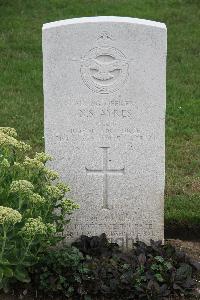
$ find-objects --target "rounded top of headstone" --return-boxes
[43,16,166,31]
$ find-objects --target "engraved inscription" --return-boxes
[79,108,132,118]
[86,147,125,209]
[81,47,128,94]
[55,126,142,144]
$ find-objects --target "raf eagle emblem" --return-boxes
[81,46,128,94]
[89,59,123,81]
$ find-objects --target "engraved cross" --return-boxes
[86,147,125,209]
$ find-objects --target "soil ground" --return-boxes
[166,239,200,261]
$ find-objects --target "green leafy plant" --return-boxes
[32,246,89,298]
[0,127,79,290]
[32,234,199,300]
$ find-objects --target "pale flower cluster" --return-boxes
[45,185,66,199]
[0,158,10,168]
[0,206,22,225]
[0,130,31,152]
[0,127,17,138]
[23,156,44,170]
[35,152,52,163]
[23,156,58,180]
[21,217,47,238]
[29,193,46,205]
[61,199,80,213]
[56,182,70,193]
[44,168,59,180]
[10,180,34,194]
[21,217,56,238]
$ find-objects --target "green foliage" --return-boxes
[32,246,88,298]
[32,234,199,299]
[0,127,79,291]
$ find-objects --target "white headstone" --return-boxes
[43,16,167,248]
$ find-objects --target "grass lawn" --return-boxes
[0,0,199,237]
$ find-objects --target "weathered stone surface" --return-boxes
[43,16,167,248]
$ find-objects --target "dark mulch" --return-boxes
[165,225,200,241]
